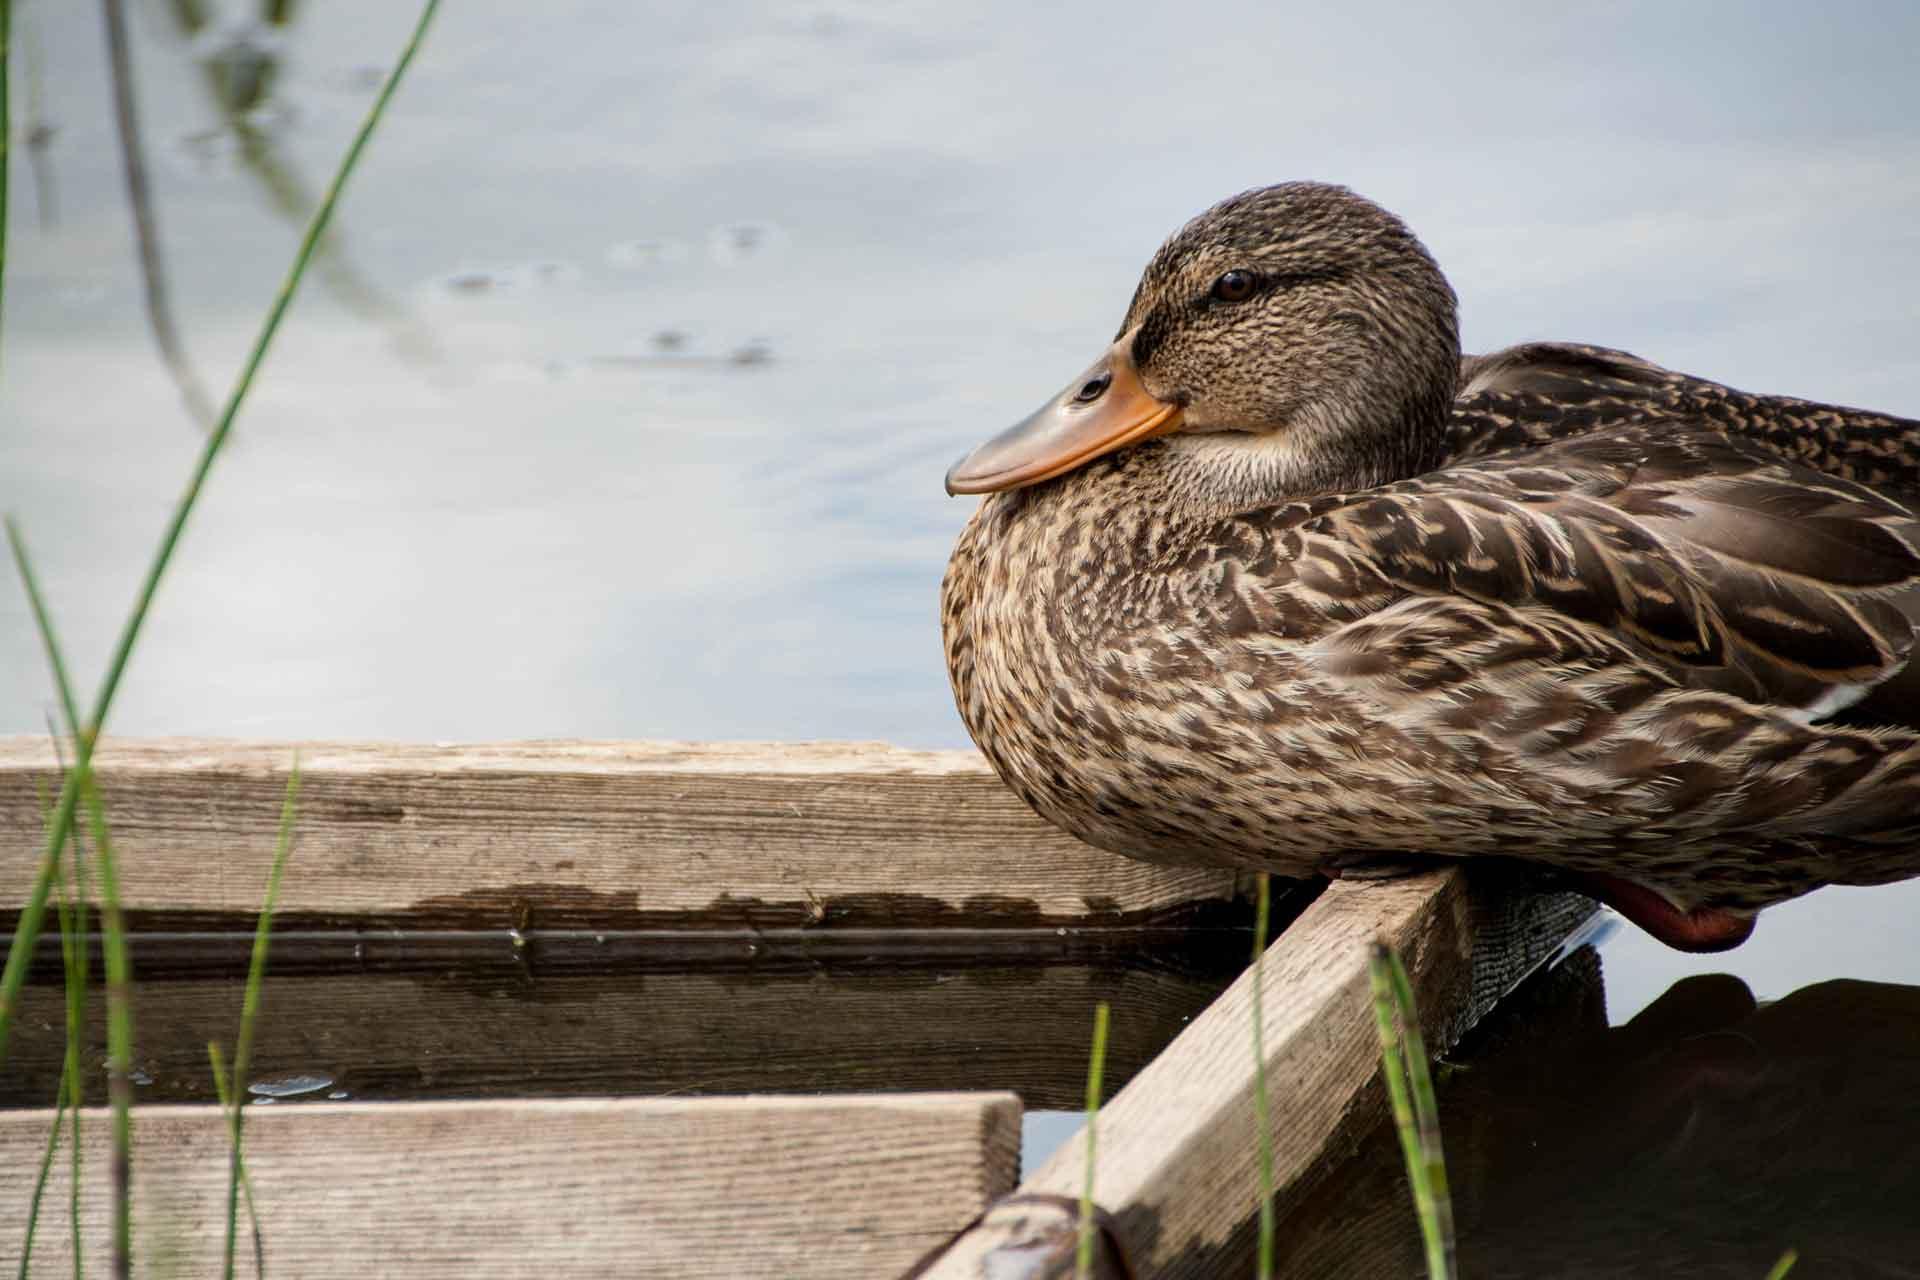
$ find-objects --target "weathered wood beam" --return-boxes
[912,867,1595,1279]
[0,958,1236,1111]
[0,1093,1020,1278]
[0,738,1242,934]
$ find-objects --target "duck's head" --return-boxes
[946,183,1460,504]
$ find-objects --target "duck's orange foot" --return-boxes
[1577,873,1756,953]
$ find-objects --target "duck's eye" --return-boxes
[1210,270,1256,303]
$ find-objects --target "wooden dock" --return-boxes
[0,737,1593,1277]
[0,738,1243,932]
[911,870,1589,1279]
[0,1095,1020,1277]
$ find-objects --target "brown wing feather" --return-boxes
[1451,342,1920,500]
[1300,425,1920,725]
[1263,432,1920,878]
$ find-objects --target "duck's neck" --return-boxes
[1138,394,1450,517]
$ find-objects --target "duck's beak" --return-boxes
[945,329,1184,496]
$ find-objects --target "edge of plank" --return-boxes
[0,736,1002,776]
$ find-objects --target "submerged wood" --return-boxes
[915,867,1594,1279]
[1,957,1237,1111]
[0,738,1240,933]
[0,1093,1020,1278]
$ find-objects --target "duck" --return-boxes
[940,182,1920,953]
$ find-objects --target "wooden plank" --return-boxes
[0,1093,1020,1278]
[0,957,1237,1111]
[914,867,1595,1279]
[0,738,1239,931]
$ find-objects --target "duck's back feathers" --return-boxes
[1451,343,1920,499]
[1242,420,1920,889]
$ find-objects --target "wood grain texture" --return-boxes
[915,867,1594,1279]
[1,960,1235,1110]
[0,738,1238,928]
[0,1094,1020,1278]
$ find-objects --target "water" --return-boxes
[1250,947,1920,1277]
[247,1071,335,1099]
[4,0,1920,1096]
[1,956,1239,1172]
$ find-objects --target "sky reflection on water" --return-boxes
[4,1,1920,1022]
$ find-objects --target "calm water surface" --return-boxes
[5,4,1920,1043]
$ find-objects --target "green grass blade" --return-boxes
[0,760,84,1072]
[16,1074,68,1280]
[222,756,299,1280]
[1369,943,1455,1280]
[0,0,443,1074]
[76,772,131,1280]
[34,772,87,1280]
[47,751,90,1280]
[19,777,76,1280]
[62,853,86,1280]
[1764,1248,1799,1279]
[1384,945,1453,1259]
[1251,873,1275,1280]
[68,1057,84,1280]
[10,525,136,1275]
[1077,1000,1111,1280]
[4,525,93,1134]
[208,1043,267,1279]
[58,799,88,1280]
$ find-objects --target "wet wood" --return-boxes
[0,738,1240,932]
[915,866,1596,1280]
[0,1093,1021,1278]
[0,957,1237,1111]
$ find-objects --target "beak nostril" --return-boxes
[1073,372,1113,404]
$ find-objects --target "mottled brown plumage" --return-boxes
[941,182,1920,951]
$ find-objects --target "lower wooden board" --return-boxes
[0,1094,1020,1278]
[914,865,1596,1279]
[1,956,1239,1111]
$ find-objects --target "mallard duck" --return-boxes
[941,182,1920,952]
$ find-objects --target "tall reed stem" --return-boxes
[1251,874,1275,1279]
[221,760,301,1279]
[1368,943,1455,1280]
[1076,1001,1112,1280]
